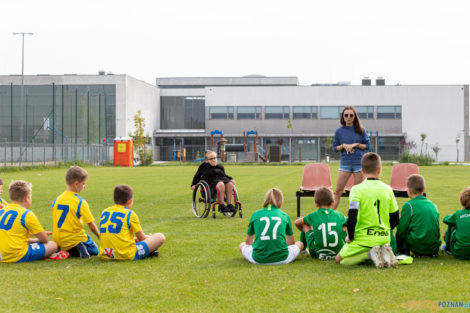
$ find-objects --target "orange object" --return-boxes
[390,163,419,192]
[114,137,134,167]
[300,163,332,191]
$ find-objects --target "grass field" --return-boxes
[1,163,470,313]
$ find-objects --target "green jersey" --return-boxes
[247,204,294,264]
[443,208,470,259]
[396,195,441,255]
[349,179,399,247]
[303,208,347,259]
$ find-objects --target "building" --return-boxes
[0,74,468,163]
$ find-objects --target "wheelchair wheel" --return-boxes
[192,182,211,218]
[236,203,242,218]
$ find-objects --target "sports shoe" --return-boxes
[76,242,90,259]
[227,204,236,213]
[218,204,228,212]
[367,246,385,268]
[147,250,159,258]
[440,244,452,255]
[381,244,398,269]
[47,251,70,260]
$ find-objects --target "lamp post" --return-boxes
[13,32,33,143]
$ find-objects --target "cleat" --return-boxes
[148,250,159,258]
[47,251,70,260]
[367,246,385,268]
[381,244,398,268]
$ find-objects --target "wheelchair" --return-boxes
[192,180,242,218]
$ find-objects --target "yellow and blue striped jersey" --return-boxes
[52,191,95,250]
[99,205,142,260]
[0,197,8,206]
[0,203,45,263]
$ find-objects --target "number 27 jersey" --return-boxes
[99,205,142,260]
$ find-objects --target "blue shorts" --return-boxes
[17,242,46,263]
[133,242,150,260]
[339,163,362,173]
[67,235,99,257]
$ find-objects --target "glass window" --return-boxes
[320,106,341,119]
[355,106,374,119]
[265,106,289,119]
[237,106,261,119]
[377,106,401,119]
[161,96,205,129]
[293,106,318,119]
[209,106,234,119]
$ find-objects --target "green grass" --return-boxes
[0,164,469,313]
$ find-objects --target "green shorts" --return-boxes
[339,242,372,259]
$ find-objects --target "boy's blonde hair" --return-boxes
[361,152,382,174]
[66,166,88,185]
[314,187,334,207]
[460,187,470,208]
[9,180,32,201]
[407,174,425,195]
[263,188,283,208]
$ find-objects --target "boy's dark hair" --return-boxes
[407,174,425,194]
[114,184,134,205]
[66,166,88,185]
[314,187,334,207]
[9,180,32,202]
[460,187,470,208]
[361,152,382,174]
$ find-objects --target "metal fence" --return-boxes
[0,140,113,167]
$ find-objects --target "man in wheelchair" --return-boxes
[191,151,236,213]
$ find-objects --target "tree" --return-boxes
[420,133,427,155]
[129,110,153,166]
[456,134,461,163]
[431,144,441,161]
[325,136,333,161]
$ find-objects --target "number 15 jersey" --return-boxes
[99,205,142,260]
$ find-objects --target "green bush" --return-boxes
[399,150,435,165]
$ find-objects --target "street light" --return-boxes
[13,32,33,143]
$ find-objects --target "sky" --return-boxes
[1,0,470,86]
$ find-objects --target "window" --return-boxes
[320,106,341,119]
[160,96,205,129]
[209,106,234,119]
[265,106,289,119]
[377,106,401,119]
[355,106,374,119]
[237,106,261,119]
[293,106,318,119]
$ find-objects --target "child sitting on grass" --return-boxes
[191,150,236,213]
[99,184,165,260]
[442,187,470,260]
[295,187,347,260]
[0,178,8,209]
[0,180,57,263]
[395,174,441,257]
[239,188,303,265]
[52,166,100,258]
[335,152,400,268]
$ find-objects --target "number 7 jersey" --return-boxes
[99,205,142,260]
[52,191,95,250]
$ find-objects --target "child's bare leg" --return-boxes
[143,233,166,252]
[225,181,234,205]
[295,241,304,251]
[239,242,246,252]
[215,182,225,202]
[44,241,58,258]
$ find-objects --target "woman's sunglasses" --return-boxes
[343,114,355,118]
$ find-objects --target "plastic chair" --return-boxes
[296,163,332,217]
[390,163,420,197]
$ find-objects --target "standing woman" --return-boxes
[332,106,370,210]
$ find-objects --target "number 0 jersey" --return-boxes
[247,205,294,264]
[349,179,399,247]
[0,203,45,263]
[303,208,347,259]
[99,205,142,260]
[52,191,95,250]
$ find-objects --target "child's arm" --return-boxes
[294,217,304,231]
[28,231,49,244]
[87,222,100,238]
[286,235,295,246]
[134,230,148,242]
[245,235,254,245]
